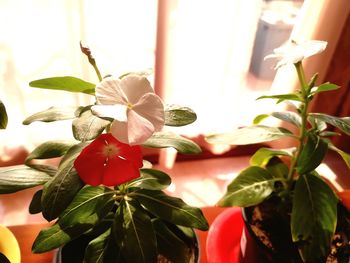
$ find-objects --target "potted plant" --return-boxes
[206,40,350,262]
[0,44,208,263]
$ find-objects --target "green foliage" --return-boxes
[291,173,338,262]
[132,189,209,231]
[113,199,157,263]
[72,106,111,142]
[206,125,295,145]
[218,166,285,207]
[164,104,197,126]
[0,166,52,194]
[206,50,348,262]
[143,131,202,154]
[29,76,95,95]
[22,106,79,125]
[0,46,208,262]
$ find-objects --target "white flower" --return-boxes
[92,75,165,145]
[264,40,328,69]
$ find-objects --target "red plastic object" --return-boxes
[206,207,244,263]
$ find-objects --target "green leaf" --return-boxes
[329,144,350,169]
[83,229,114,263]
[311,83,339,95]
[164,105,197,127]
[143,131,201,154]
[265,158,289,179]
[59,186,114,226]
[132,189,209,230]
[291,173,338,262]
[0,100,8,129]
[32,222,92,253]
[29,76,95,95]
[0,165,52,194]
[33,186,114,253]
[29,189,43,214]
[253,114,269,125]
[113,199,157,263]
[41,143,87,221]
[310,113,350,136]
[308,115,327,131]
[250,147,292,167]
[23,106,78,125]
[218,166,283,207]
[152,219,194,263]
[271,111,302,127]
[128,169,171,190]
[257,93,301,103]
[296,135,328,174]
[206,125,295,145]
[72,107,111,142]
[25,140,77,164]
[254,112,301,127]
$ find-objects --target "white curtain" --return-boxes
[0,0,158,159]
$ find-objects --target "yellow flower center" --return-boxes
[102,143,120,158]
[127,102,133,110]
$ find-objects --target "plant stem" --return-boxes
[287,62,310,181]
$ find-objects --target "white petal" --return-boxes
[110,120,129,144]
[95,77,128,105]
[120,74,154,104]
[91,104,128,122]
[133,93,165,131]
[301,40,327,59]
[127,110,155,145]
[109,111,154,145]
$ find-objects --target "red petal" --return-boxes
[74,133,143,186]
[103,157,141,186]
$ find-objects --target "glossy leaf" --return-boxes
[310,113,350,136]
[0,165,52,194]
[58,186,114,226]
[329,144,350,169]
[311,83,339,95]
[72,107,111,142]
[152,219,194,263]
[132,189,209,230]
[33,187,114,253]
[32,220,93,253]
[41,143,87,221]
[206,125,294,145]
[296,135,328,174]
[25,140,77,163]
[113,199,157,263]
[128,168,171,190]
[253,114,269,125]
[291,173,338,262]
[143,131,201,154]
[29,76,95,95]
[257,93,301,103]
[0,100,8,129]
[29,189,43,214]
[84,229,115,263]
[164,105,197,127]
[271,111,302,127]
[23,106,78,125]
[250,147,293,167]
[218,166,283,207]
[265,159,289,179]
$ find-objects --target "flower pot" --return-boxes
[240,206,302,263]
[0,225,21,263]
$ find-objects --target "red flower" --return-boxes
[74,133,143,186]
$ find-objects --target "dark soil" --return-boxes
[246,197,350,263]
